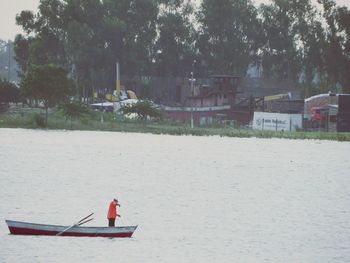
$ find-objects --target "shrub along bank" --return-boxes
[1,107,350,142]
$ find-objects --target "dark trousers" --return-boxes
[108,218,115,227]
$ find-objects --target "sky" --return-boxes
[0,0,350,41]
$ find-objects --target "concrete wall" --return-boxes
[253,112,303,132]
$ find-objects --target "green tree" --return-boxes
[15,0,155,100]
[259,0,302,81]
[59,100,90,129]
[259,0,331,95]
[63,0,125,100]
[197,0,263,76]
[21,64,73,125]
[155,1,196,77]
[104,0,159,76]
[318,0,350,93]
[259,0,349,95]
[298,18,328,97]
[15,0,66,66]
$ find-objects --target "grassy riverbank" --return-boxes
[1,106,350,141]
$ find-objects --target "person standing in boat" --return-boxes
[107,198,121,227]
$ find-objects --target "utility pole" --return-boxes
[190,60,196,129]
[116,62,120,101]
[7,40,11,81]
[190,71,194,129]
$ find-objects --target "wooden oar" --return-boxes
[78,217,94,226]
[56,212,94,236]
[76,213,94,224]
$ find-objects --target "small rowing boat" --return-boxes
[5,220,137,238]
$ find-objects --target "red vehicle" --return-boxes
[311,107,328,122]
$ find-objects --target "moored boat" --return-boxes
[5,220,137,238]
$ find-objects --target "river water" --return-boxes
[0,128,350,262]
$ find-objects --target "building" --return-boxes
[162,75,251,125]
[186,75,239,107]
[162,75,304,126]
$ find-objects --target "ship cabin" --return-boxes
[187,75,240,107]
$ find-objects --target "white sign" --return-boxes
[253,112,302,132]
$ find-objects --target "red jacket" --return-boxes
[107,200,118,219]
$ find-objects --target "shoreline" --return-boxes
[1,112,350,142]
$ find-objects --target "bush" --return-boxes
[32,113,46,127]
[120,100,162,121]
[59,101,90,120]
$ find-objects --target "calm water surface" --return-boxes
[1,128,350,262]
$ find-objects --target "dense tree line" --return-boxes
[13,0,350,100]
